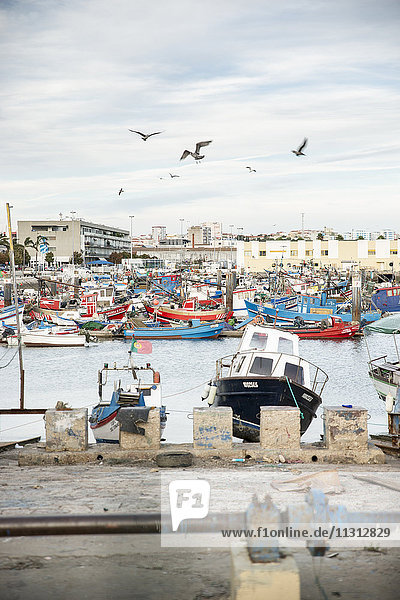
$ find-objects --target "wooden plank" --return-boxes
[0,436,40,453]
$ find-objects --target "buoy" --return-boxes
[153,299,159,306]
[201,383,211,400]
[153,371,161,384]
[386,392,395,413]
[207,384,217,406]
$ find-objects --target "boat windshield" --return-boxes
[249,331,269,350]
[284,363,304,385]
[278,337,293,354]
[249,356,273,375]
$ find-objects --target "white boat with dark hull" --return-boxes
[366,314,400,402]
[205,323,328,442]
[89,356,167,443]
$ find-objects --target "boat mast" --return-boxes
[6,203,25,408]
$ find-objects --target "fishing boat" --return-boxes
[6,325,88,347]
[277,316,359,339]
[89,356,167,443]
[123,320,224,340]
[143,299,233,323]
[245,294,381,326]
[204,323,328,442]
[365,313,400,402]
[0,304,25,327]
[371,285,400,313]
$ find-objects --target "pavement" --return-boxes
[1,448,400,599]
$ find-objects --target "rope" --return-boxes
[163,381,208,398]
[0,347,19,369]
[285,376,304,419]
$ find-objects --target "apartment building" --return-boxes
[237,239,400,272]
[18,219,130,265]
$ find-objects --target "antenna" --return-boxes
[301,212,305,236]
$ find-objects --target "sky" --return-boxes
[1,0,399,237]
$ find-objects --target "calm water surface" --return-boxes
[0,332,395,443]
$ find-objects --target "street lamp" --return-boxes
[129,215,134,262]
[179,218,184,268]
[229,224,234,266]
[70,211,76,267]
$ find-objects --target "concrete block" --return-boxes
[260,407,300,450]
[119,407,160,450]
[231,546,300,600]
[193,407,232,449]
[324,406,368,450]
[45,409,88,452]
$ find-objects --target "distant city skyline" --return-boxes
[1,1,399,235]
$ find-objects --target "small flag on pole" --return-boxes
[131,340,152,354]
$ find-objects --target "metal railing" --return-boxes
[216,351,329,396]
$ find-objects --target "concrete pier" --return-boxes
[231,547,300,600]
[260,407,301,450]
[45,408,88,452]
[324,406,368,450]
[193,407,233,449]
[119,407,161,450]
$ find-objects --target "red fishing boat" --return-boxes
[143,298,233,323]
[277,316,359,339]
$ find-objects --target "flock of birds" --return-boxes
[118,130,308,194]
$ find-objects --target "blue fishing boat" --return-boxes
[245,293,381,326]
[371,285,400,313]
[123,320,224,340]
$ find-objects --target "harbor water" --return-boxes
[0,332,393,444]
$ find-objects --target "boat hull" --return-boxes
[144,303,232,323]
[123,322,224,340]
[245,299,380,325]
[214,376,321,442]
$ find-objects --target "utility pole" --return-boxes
[129,215,134,263]
[6,203,24,409]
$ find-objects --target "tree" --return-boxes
[24,235,48,268]
[357,236,364,240]
[70,251,83,265]
[0,236,10,250]
[13,243,30,266]
[317,233,324,241]
[336,234,344,241]
[45,251,54,265]
[377,235,385,240]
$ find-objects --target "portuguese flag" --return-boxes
[131,340,153,354]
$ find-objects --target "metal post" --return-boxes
[129,215,134,263]
[6,203,24,409]
[352,270,361,324]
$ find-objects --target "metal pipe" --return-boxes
[0,513,162,537]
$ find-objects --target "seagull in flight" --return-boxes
[118,188,124,195]
[292,138,308,156]
[169,173,180,178]
[246,166,256,173]
[180,140,212,162]
[128,130,163,141]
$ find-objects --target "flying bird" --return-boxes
[180,140,212,162]
[246,166,256,173]
[128,130,163,141]
[169,173,180,178]
[118,188,124,195]
[292,138,308,156]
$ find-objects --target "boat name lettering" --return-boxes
[302,393,313,402]
[243,381,258,388]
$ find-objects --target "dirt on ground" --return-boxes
[1,449,400,599]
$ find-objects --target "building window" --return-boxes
[390,250,398,255]
[245,251,251,256]
[259,251,266,256]
[305,250,313,256]
[290,250,298,256]
[368,250,376,255]
[322,250,328,256]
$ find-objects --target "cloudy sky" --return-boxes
[1,0,399,237]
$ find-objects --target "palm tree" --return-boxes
[24,235,47,272]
